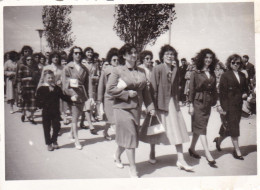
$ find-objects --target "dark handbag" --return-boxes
[219,113,230,136]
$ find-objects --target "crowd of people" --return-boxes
[4,44,256,178]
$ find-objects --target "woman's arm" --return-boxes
[188,71,196,104]
[106,68,129,101]
[219,74,229,112]
[62,67,77,97]
[97,70,105,102]
[150,66,159,108]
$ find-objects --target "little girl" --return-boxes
[36,70,77,151]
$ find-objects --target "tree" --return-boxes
[42,6,74,51]
[113,4,177,53]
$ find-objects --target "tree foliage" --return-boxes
[42,6,74,51]
[113,4,177,53]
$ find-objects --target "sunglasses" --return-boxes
[74,52,82,55]
[231,61,241,65]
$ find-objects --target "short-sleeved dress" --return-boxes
[4,60,17,102]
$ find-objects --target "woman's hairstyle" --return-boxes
[118,43,136,65]
[20,45,33,56]
[33,53,41,61]
[106,48,119,64]
[43,69,54,77]
[8,51,19,62]
[40,54,46,62]
[68,46,83,63]
[181,58,186,62]
[159,44,179,66]
[226,54,242,70]
[48,51,61,65]
[139,50,153,64]
[194,48,218,73]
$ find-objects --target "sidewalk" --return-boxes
[4,103,257,180]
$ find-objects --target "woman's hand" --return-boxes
[188,105,194,116]
[22,77,32,81]
[149,109,156,116]
[217,106,226,115]
[89,98,95,106]
[56,80,62,85]
[128,90,137,98]
[71,95,78,102]
[242,93,248,99]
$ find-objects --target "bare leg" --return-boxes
[200,135,214,161]
[175,144,193,171]
[85,111,94,130]
[150,144,156,159]
[126,148,137,176]
[189,133,199,152]
[115,145,125,162]
[231,137,242,156]
[103,123,111,140]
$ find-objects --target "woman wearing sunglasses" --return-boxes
[62,46,93,150]
[188,48,218,168]
[17,54,41,124]
[97,48,119,140]
[140,45,192,171]
[213,54,248,160]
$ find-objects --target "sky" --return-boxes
[4,2,255,63]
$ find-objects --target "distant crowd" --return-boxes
[4,44,256,177]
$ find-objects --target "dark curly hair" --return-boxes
[48,51,61,65]
[225,54,242,70]
[83,47,94,61]
[194,48,218,73]
[20,45,33,56]
[159,45,179,66]
[106,48,119,64]
[8,51,19,62]
[140,50,153,64]
[118,44,137,65]
[68,46,83,63]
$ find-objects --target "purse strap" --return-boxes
[149,114,162,127]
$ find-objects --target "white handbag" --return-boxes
[69,78,79,88]
[147,115,165,136]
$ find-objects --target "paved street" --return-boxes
[4,102,257,180]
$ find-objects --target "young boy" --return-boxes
[36,70,77,151]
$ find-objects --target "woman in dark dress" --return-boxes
[213,54,248,160]
[188,49,218,167]
[106,44,155,178]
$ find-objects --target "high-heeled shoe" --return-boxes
[213,137,222,151]
[233,151,244,160]
[206,158,217,168]
[113,154,124,168]
[188,148,201,159]
[176,161,194,171]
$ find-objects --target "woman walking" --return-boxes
[213,54,248,160]
[17,54,41,124]
[62,46,93,150]
[97,48,119,140]
[188,49,218,167]
[106,44,155,178]
[140,45,192,171]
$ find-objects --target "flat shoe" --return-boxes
[188,148,201,159]
[113,154,124,169]
[90,129,98,135]
[148,158,157,164]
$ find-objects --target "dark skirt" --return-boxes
[192,99,211,135]
[219,110,241,137]
[114,108,140,149]
[21,87,37,112]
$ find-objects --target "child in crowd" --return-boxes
[36,70,77,151]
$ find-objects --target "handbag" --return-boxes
[146,115,165,136]
[69,78,79,88]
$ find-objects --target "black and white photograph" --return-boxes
[1,0,259,189]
